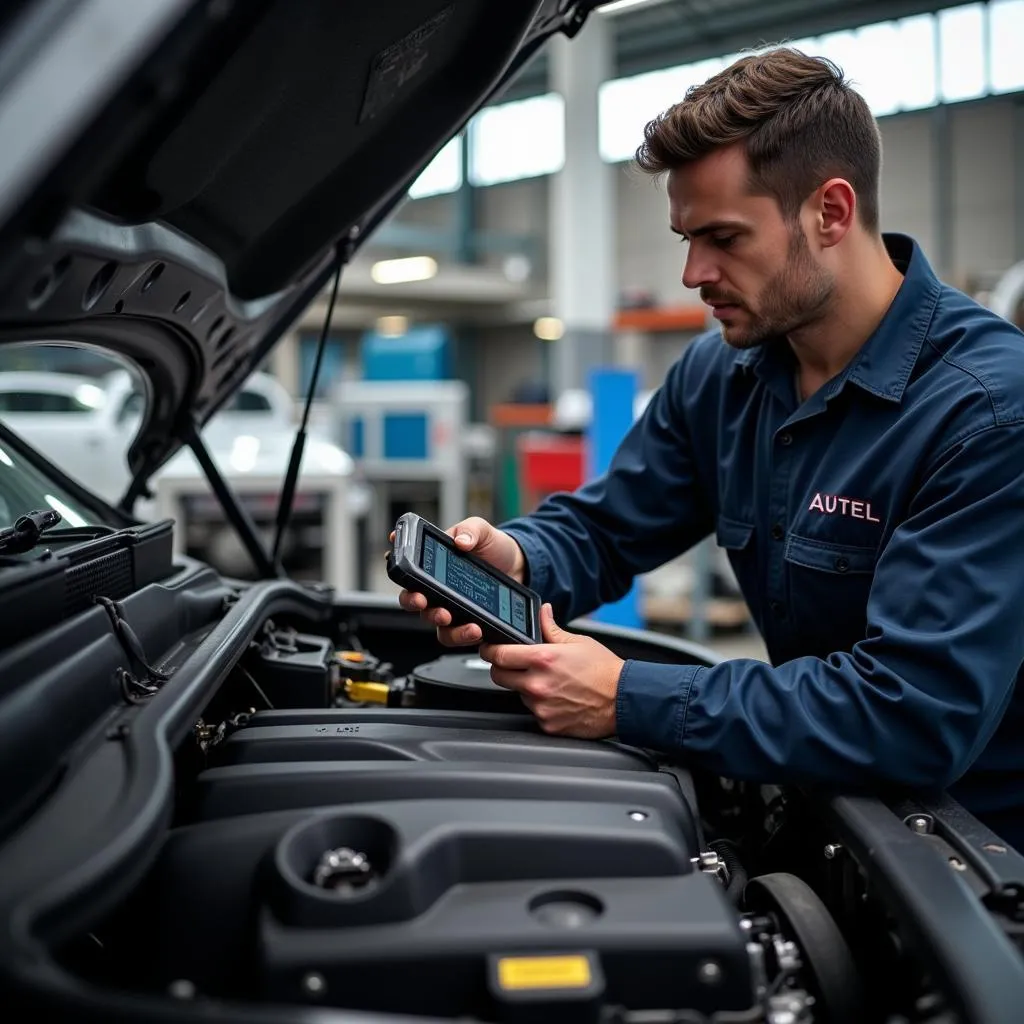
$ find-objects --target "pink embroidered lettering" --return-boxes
[807,492,883,525]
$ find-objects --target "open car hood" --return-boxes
[0,0,603,505]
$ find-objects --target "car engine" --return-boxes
[112,622,853,1024]
[2,565,1022,1024]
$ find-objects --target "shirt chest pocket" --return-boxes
[783,533,878,656]
[784,534,877,576]
[715,514,758,607]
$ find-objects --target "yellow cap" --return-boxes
[344,679,390,704]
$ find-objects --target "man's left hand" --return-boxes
[479,604,624,738]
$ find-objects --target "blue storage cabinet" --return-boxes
[382,412,429,460]
[345,411,431,461]
[350,326,452,463]
[333,377,469,547]
[360,326,451,382]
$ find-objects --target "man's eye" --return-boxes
[713,235,737,249]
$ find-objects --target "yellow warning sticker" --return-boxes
[497,955,592,991]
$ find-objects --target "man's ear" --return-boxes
[813,177,856,248]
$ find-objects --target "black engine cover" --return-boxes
[143,706,750,1017]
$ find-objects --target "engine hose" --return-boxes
[709,839,748,902]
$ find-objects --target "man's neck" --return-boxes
[788,234,905,400]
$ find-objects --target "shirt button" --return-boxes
[835,556,850,573]
[779,432,793,446]
[769,600,785,616]
[771,523,785,541]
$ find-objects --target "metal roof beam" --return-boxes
[615,0,950,77]
[487,1,957,104]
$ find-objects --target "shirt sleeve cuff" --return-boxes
[501,526,550,594]
[615,660,706,752]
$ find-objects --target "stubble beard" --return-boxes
[718,228,836,350]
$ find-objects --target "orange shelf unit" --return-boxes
[489,403,553,429]
[614,305,707,332]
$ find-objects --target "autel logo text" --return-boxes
[807,492,881,523]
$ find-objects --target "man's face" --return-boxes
[667,144,835,348]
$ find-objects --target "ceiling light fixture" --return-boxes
[376,314,409,337]
[598,0,671,16]
[533,316,564,341]
[370,255,439,285]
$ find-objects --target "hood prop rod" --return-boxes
[177,243,346,583]
[182,418,283,580]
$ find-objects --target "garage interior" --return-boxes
[4,0,1023,658]
[4,4,1024,1021]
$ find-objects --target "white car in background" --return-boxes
[0,370,132,503]
[0,368,366,581]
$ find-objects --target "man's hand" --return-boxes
[479,604,623,739]
[392,516,526,646]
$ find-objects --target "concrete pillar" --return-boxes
[548,14,616,396]
[932,104,953,279]
[614,328,647,378]
[1015,99,1024,262]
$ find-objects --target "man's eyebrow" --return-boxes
[670,220,748,239]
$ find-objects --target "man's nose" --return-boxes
[682,244,719,290]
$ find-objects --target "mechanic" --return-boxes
[398,47,1024,851]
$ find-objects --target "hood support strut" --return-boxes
[272,253,344,565]
[178,244,350,584]
[182,419,284,581]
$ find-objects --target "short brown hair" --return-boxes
[634,47,882,232]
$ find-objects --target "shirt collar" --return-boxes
[841,233,941,402]
[730,233,941,404]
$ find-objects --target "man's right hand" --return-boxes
[394,516,525,646]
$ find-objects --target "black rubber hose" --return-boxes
[709,839,748,902]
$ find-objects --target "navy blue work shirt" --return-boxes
[502,234,1024,850]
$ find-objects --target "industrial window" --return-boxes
[938,3,986,103]
[888,15,939,111]
[596,4,1023,165]
[408,136,463,199]
[469,93,565,186]
[406,2,1024,192]
[598,58,724,164]
[990,0,1024,94]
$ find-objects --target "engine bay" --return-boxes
[67,622,835,1023]
[2,563,1024,1024]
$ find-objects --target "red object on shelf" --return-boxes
[517,433,585,511]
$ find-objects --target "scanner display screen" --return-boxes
[421,534,528,634]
